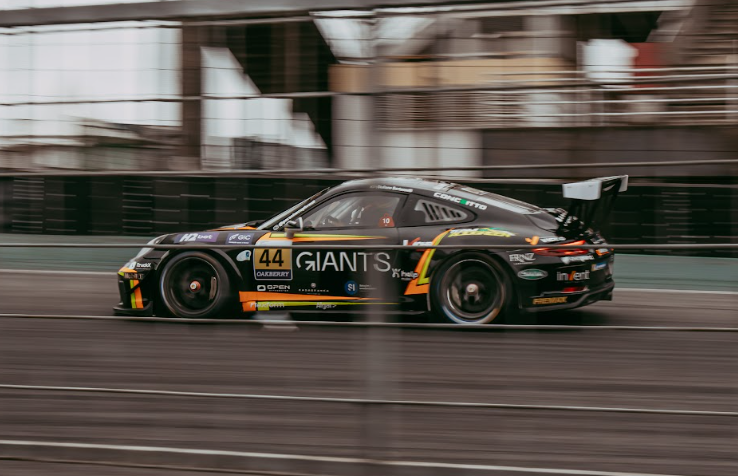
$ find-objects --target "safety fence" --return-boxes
[1,174,737,258]
[2,0,738,174]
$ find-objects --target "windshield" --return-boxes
[258,188,330,231]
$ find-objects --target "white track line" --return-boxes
[0,269,112,276]
[0,439,695,476]
[0,383,734,417]
[617,288,738,295]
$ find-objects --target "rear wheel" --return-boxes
[430,253,512,324]
[159,252,234,318]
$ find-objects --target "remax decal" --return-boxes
[532,296,568,305]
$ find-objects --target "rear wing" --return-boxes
[554,175,628,236]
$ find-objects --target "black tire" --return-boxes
[430,252,513,324]
[159,251,235,319]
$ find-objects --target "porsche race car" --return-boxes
[114,176,627,324]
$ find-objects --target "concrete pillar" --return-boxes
[180,24,204,167]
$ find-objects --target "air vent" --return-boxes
[415,200,469,223]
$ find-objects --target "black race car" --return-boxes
[115,176,627,324]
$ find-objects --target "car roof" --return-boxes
[333,177,454,193]
[332,177,542,215]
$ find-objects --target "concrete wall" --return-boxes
[482,125,738,178]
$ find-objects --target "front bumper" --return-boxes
[114,271,156,316]
[113,301,155,317]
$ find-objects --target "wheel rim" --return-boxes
[439,259,504,324]
[164,257,220,314]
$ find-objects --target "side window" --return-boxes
[401,196,472,226]
[301,193,402,230]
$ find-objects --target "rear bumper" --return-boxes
[522,280,615,313]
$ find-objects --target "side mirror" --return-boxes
[284,217,304,239]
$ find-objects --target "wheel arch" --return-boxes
[426,246,522,313]
[152,248,244,316]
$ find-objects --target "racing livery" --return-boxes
[114,176,627,324]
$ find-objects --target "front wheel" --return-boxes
[430,253,512,324]
[159,252,235,318]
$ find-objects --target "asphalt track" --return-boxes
[0,272,737,476]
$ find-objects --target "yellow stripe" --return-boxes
[129,280,137,309]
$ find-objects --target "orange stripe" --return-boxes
[257,232,385,243]
[213,226,257,231]
[403,229,453,296]
[132,280,143,309]
[239,291,374,302]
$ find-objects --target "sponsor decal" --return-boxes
[274,200,316,230]
[403,229,454,296]
[254,248,292,280]
[379,213,395,228]
[123,260,138,270]
[518,269,548,280]
[561,255,594,264]
[345,280,358,296]
[135,262,152,269]
[532,296,568,305]
[592,261,608,271]
[227,232,255,245]
[236,250,252,262]
[557,270,590,282]
[297,283,330,294]
[359,283,376,292]
[509,253,535,264]
[402,238,434,247]
[257,284,290,292]
[448,227,515,238]
[392,268,419,281]
[316,302,337,310]
[526,235,566,245]
[257,302,286,310]
[295,251,391,273]
[433,192,488,210]
[541,236,567,243]
[595,248,612,256]
[123,272,146,280]
[370,184,413,193]
[175,232,219,243]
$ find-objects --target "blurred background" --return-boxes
[0,2,736,476]
[0,0,736,254]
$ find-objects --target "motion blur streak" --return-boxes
[1,311,736,475]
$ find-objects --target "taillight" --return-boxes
[533,240,590,257]
[561,286,587,293]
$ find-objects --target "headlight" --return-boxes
[134,235,165,259]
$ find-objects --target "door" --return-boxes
[242,191,405,313]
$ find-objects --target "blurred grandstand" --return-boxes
[0,0,737,177]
